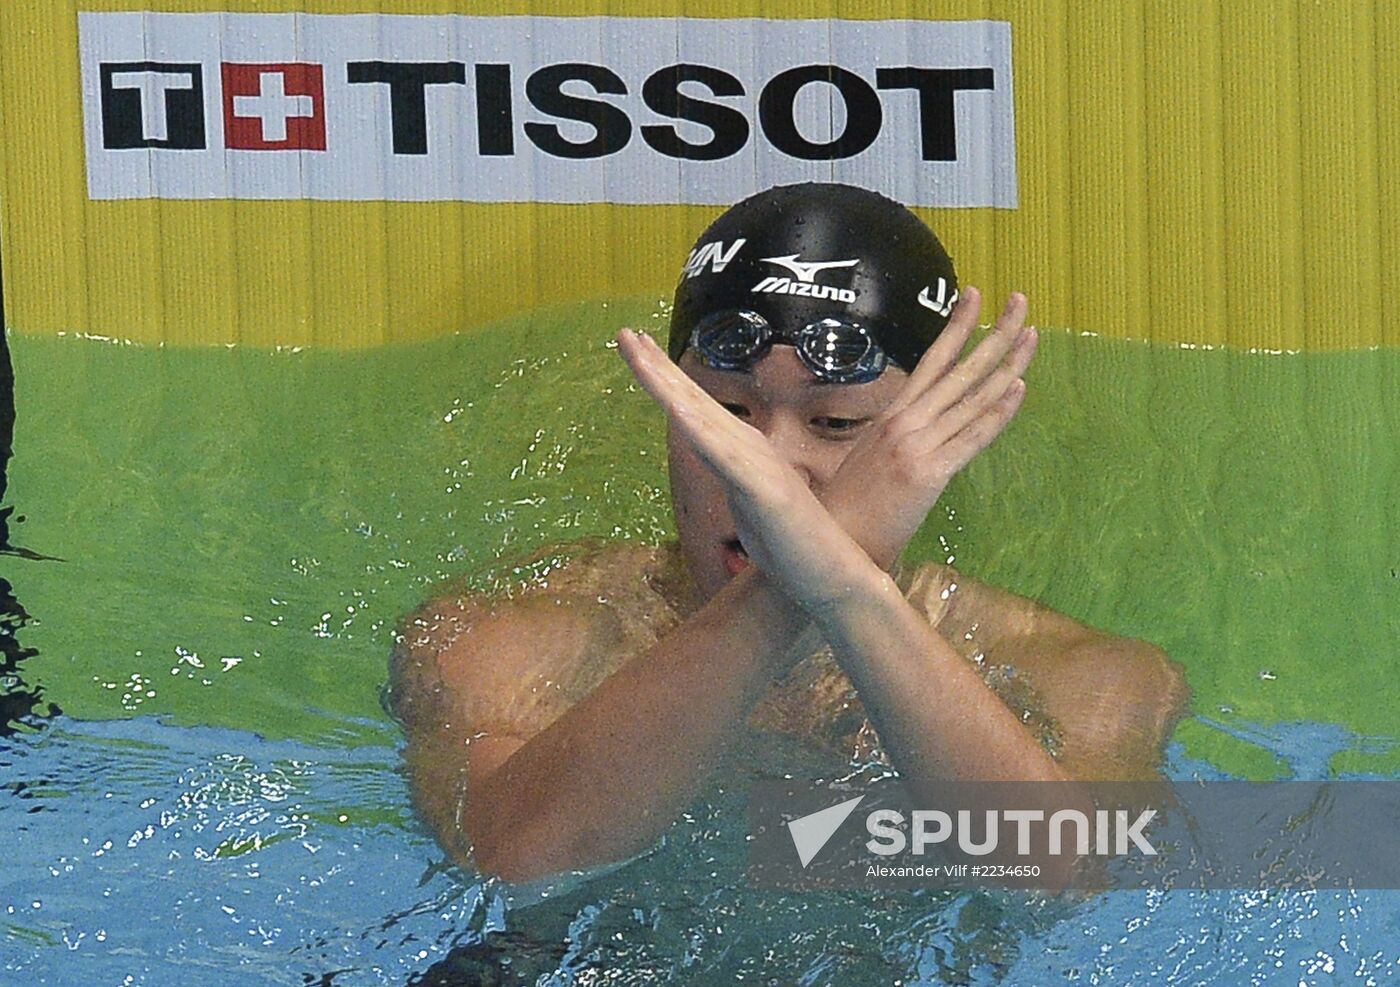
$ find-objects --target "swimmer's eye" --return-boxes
[813,416,865,434]
[720,402,751,419]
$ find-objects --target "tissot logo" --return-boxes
[99,62,205,149]
[79,13,1018,205]
[222,63,326,150]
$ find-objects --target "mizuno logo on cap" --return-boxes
[751,277,856,303]
[760,254,860,284]
[751,254,859,303]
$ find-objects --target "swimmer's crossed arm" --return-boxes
[619,289,1079,785]
[391,289,1187,883]
[393,536,836,882]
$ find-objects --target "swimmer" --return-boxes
[388,183,1190,884]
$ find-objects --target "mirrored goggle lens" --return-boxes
[687,310,889,382]
[795,318,888,384]
[689,310,771,369]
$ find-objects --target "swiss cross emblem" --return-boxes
[221,63,326,150]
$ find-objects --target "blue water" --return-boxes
[4,716,1397,986]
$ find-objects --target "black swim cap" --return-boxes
[668,182,958,374]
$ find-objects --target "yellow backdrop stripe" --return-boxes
[1,0,1397,350]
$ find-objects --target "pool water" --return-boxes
[3,300,1398,984]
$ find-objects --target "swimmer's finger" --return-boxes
[947,293,1028,392]
[902,294,1029,424]
[617,330,753,472]
[617,329,735,431]
[914,328,1036,448]
[617,329,682,401]
[616,329,772,478]
[928,379,1028,482]
[884,286,981,416]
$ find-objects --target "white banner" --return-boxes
[78,13,1017,207]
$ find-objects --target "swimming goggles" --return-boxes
[685,309,890,384]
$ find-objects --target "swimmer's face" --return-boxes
[668,344,909,601]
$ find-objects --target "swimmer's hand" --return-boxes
[823,287,1037,570]
[616,327,866,612]
[615,290,1034,613]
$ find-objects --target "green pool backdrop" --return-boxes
[7,300,1398,777]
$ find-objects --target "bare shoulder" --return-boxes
[385,539,689,868]
[387,539,687,744]
[903,560,1191,779]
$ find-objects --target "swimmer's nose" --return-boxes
[763,421,820,491]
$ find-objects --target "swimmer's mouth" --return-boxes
[723,537,748,557]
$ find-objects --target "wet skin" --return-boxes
[666,345,910,601]
[389,288,1190,884]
